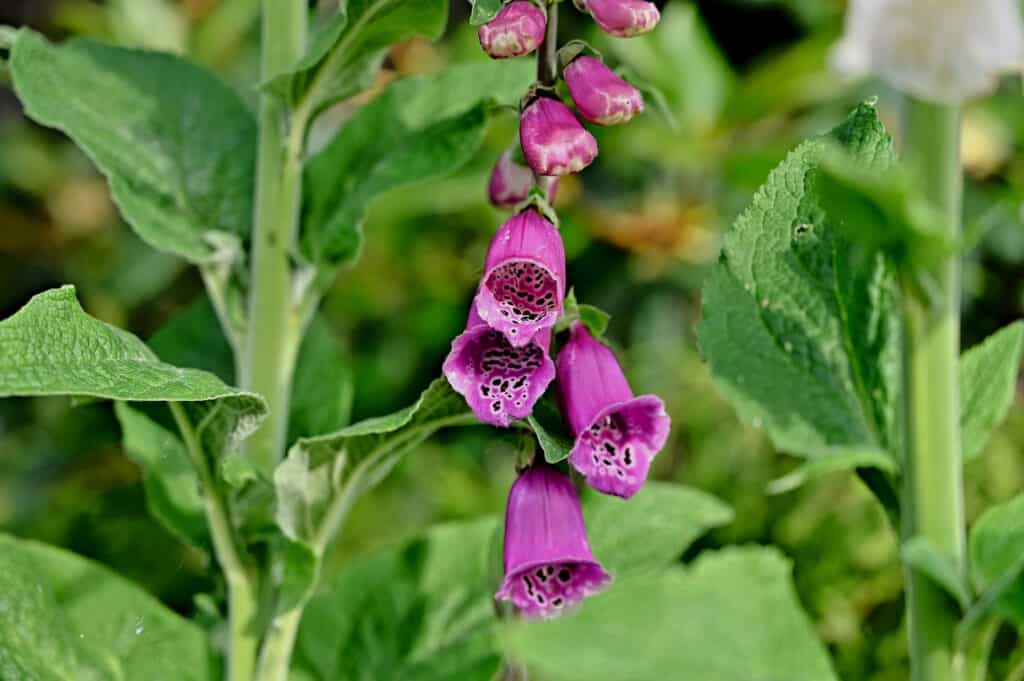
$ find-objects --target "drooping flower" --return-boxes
[564,56,644,126]
[556,322,670,498]
[496,463,611,618]
[519,97,598,176]
[474,208,566,347]
[832,0,1024,102]
[479,1,547,59]
[488,150,559,207]
[443,306,555,427]
[577,0,660,38]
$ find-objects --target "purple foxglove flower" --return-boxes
[478,1,547,59]
[579,0,660,37]
[487,150,559,207]
[519,97,598,176]
[556,322,670,498]
[496,463,611,618]
[443,306,555,427]
[474,208,566,347]
[564,56,644,126]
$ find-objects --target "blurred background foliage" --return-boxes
[1,1,1023,679]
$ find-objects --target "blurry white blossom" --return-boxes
[832,0,1024,102]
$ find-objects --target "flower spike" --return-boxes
[479,1,547,59]
[496,463,611,618]
[564,56,644,126]
[519,97,598,176]
[474,208,566,347]
[556,322,670,498]
[578,0,660,37]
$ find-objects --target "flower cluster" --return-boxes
[446,0,668,620]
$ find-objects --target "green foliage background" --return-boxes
[1,1,1023,679]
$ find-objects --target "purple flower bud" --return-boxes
[520,97,598,176]
[478,1,547,59]
[556,323,670,498]
[564,56,644,126]
[487,150,559,207]
[579,0,660,37]
[496,463,611,618]
[474,208,566,347]
[443,306,555,427]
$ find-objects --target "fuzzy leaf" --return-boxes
[274,378,477,546]
[969,494,1024,627]
[301,59,534,267]
[504,547,837,681]
[698,102,901,471]
[0,534,214,681]
[960,321,1024,461]
[8,29,255,264]
[0,287,266,460]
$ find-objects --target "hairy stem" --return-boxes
[538,2,558,86]
[170,403,258,681]
[899,98,965,681]
[241,0,308,477]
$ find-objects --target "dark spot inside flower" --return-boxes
[623,447,633,465]
[558,568,571,582]
[553,598,563,607]
[536,593,546,604]
[603,442,615,455]
[492,401,501,412]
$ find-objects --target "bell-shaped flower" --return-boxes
[479,1,547,59]
[556,322,670,498]
[578,0,660,37]
[488,150,559,207]
[519,97,598,176]
[496,463,611,618]
[564,56,644,126]
[474,208,566,347]
[443,306,555,427]
[832,0,1024,102]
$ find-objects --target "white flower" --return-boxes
[832,0,1024,102]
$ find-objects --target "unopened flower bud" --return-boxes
[488,150,559,207]
[579,0,660,38]
[564,56,644,126]
[479,1,547,59]
[520,97,598,176]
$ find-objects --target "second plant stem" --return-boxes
[900,97,965,681]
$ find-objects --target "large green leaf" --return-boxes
[8,29,255,264]
[266,0,449,117]
[960,321,1024,461]
[0,286,266,458]
[504,547,837,681]
[0,534,214,681]
[697,102,901,469]
[969,493,1024,627]
[301,59,534,267]
[274,378,476,548]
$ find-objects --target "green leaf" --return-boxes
[469,0,503,25]
[903,536,971,610]
[767,447,898,495]
[0,287,266,458]
[274,378,476,547]
[8,29,255,264]
[968,493,1024,627]
[583,482,733,579]
[503,547,837,681]
[960,321,1024,461]
[556,288,611,338]
[293,519,502,681]
[267,0,448,117]
[697,102,902,472]
[114,402,208,548]
[526,393,575,464]
[0,533,214,681]
[301,59,534,267]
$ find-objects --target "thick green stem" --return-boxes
[241,1,307,477]
[170,403,259,681]
[255,608,305,681]
[899,98,965,681]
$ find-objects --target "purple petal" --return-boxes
[488,150,559,207]
[496,464,611,618]
[520,98,598,176]
[564,56,644,126]
[443,307,555,427]
[475,209,566,347]
[556,322,670,498]
[478,1,547,59]
[581,0,660,37]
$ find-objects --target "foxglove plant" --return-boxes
[557,322,670,498]
[496,463,611,618]
[564,56,644,126]
[575,0,661,37]
[520,96,599,176]
[488,149,558,207]
[479,1,547,59]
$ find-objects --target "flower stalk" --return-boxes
[899,97,966,681]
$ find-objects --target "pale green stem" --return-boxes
[255,608,305,681]
[899,98,966,681]
[170,403,259,681]
[241,1,308,478]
